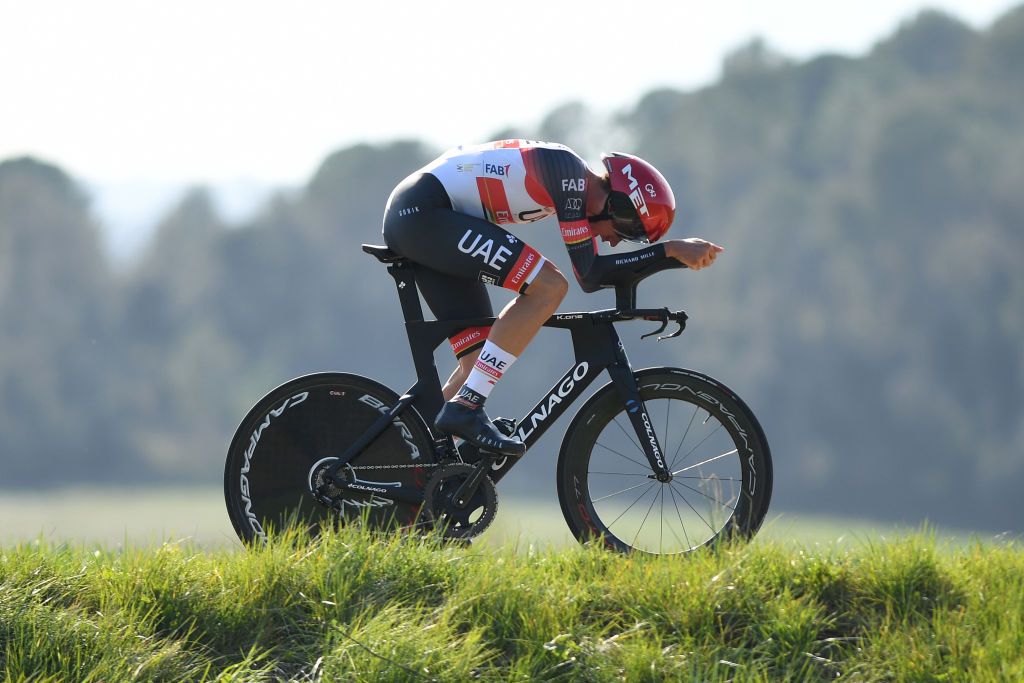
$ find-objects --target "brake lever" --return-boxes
[659,311,688,341]
[640,309,670,340]
[641,310,688,341]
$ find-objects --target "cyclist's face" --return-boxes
[590,219,623,247]
[586,172,621,246]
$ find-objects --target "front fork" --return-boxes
[606,342,672,482]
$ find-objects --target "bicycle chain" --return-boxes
[344,462,446,471]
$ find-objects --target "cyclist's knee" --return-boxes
[527,263,568,303]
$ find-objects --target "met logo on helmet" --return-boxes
[621,164,650,217]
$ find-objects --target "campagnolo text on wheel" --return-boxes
[224,139,773,554]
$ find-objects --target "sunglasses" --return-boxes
[587,191,648,242]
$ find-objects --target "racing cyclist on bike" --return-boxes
[382,140,723,456]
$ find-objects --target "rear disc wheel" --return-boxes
[224,372,436,544]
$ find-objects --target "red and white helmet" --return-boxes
[597,152,676,243]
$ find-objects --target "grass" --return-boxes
[1,523,1021,681]
[0,487,995,550]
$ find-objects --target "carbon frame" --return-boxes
[324,247,683,501]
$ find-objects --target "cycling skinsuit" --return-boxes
[382,139,667,358]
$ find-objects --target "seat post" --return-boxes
[387,261,425,323]
[387,261,448,425]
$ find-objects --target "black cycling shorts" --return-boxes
[382,173,547,357]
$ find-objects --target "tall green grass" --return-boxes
[1,526,1021,681]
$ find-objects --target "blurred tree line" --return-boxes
[1,7,1021,530]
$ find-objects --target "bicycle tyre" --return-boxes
[557,367,772,554]
[224,372,436,544]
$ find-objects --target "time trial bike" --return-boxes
[224,244,772,554]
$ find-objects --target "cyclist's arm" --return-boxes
[565,240,669,293]
[521,145,676,292]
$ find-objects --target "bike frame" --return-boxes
[323,247,686,503]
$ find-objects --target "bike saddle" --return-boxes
[362,244,407,264]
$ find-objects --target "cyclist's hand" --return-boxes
[666,238,724,271]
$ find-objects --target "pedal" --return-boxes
[479,417,523,472]
[492,417,517,438]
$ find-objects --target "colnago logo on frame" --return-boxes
[639,410,665,469]
[517,362,589,441]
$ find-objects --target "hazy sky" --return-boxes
[0,0,1018,186]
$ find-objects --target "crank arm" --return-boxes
[450,455,497,507]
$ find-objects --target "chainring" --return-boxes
[423,463,498,540]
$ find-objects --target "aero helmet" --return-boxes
[591,153,676,242]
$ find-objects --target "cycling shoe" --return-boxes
[434,402,526,456]
[456,417,521,465]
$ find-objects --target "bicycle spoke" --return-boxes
[669,404,701,471]
[591,480,656,503]
[659,485,665,554]
[673,449,738,475]
[672,479,737,511]
[631,483,662,550]
[667,485,694,550]
[588,471,651,476]
[668,481,718,534]
[612,416,642,453]
[676,475,742,482]
[605,482,656,530]
[594,439,649,470]
[672,423,724,470]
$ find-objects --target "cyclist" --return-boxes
[382,140,723,456]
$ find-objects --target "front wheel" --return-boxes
[557,368,772,554]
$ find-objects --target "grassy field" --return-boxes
[1,522,1021,681]
[0,487,995,550]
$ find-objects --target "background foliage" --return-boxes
[1,7,1021,530]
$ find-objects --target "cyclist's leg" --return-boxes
[384,173,504,401]
[383,170,562,358]
[488,261,567,354]
[414,268,492,401]
[383,173,561,452]
[438,262,567,399]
